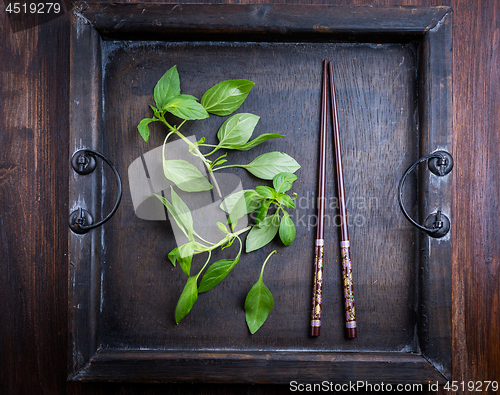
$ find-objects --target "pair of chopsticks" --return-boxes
[310,60,357,339]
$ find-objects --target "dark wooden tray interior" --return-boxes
[102,39,419,350]
[69,3,452,383]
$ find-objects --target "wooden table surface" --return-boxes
[1,0,498,394]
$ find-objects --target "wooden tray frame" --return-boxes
[68,3,452,383]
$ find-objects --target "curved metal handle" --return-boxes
[398,151,453,238]
[69,149,122,234]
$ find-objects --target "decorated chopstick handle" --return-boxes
[310,239,324,336]
[341,240,357,338]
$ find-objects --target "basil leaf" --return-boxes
[273,172,298,194]
[245,279,273,334]
[201,79,255,116]
[220,190,260,214]
[227,133,284,151]
[170,186,194,231]
[221,190,262,228]
[177,242,194,276]
[164,96,209,120]
[168,247,179,267]
[245,213,280,253]
[276,194,296,209]
[198,256,240,293]
[243,152,300,180]
[152,193,187,236]
[175,276,198,324]
[216,221,229,233]
[214,159,227,167]
[154,65,181,110]
[217,113,260,147]
[163,159,212,192]
[137,118,156,143]
[255,199,272,225]
[168,243,195,275]
[176,94,199,101]
[279,211,296,246]
[245,251,276,334]
[255,186,275,199]
[211,153,228,168]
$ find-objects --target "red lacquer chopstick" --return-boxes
[328,61,357,338]
[310,60,328,337]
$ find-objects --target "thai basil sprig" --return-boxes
[138,65,301,332]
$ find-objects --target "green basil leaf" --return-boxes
[201,79,255,116]
[168,247,179,267]
[170,186,194,231]
[226,133,285,151]
[245,214,280,253]
[255,200,272,225]
[276,194,296,209]
[245,279,273,334]
[220,190,260,214]
[279,211,296,246]
[137,118,156,143]
[154,65,181,110]
[273,172,298,194]
[244,251,276,334]
[217,113,260,147]
[152,193,187,236]
[149,104,163,119]
[211,153,228,168]
[220,190,262,229]
[243,152,300,180]
[163,159,212,192]
[167,243,196,277]
[175,276,198,324]
[164,96,209,120]
[198,256,240,293]
[176,94,199,101]
[177,242,194,276]
[255,186,275,199]
[216,221,229,233]
[213,159,227,167]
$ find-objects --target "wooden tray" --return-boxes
[68,3,452,383]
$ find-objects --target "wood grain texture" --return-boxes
[72,351,444,383]
[1,0,498,394]
[452,0,500,387]
[76,2,449,41]
[0,6,70,395]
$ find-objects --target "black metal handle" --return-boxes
[398,150,453,238]
[69,149,122,234]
